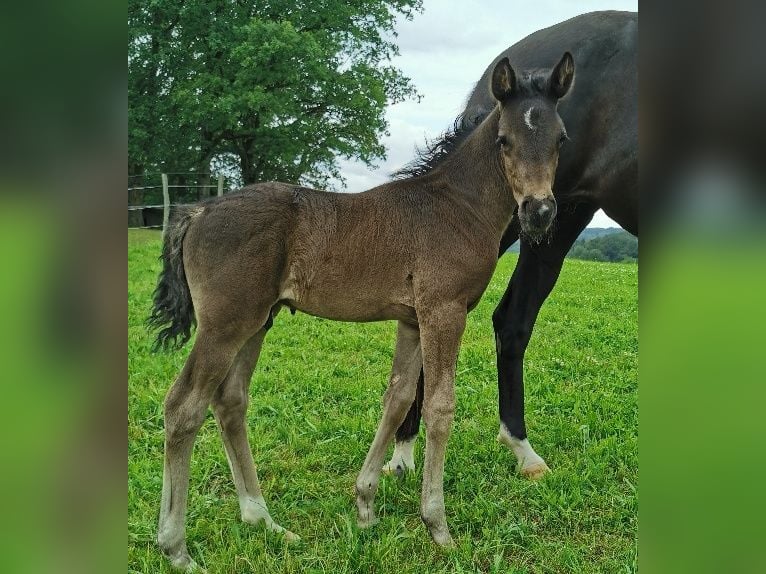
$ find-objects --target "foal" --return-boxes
[150,53,574,570]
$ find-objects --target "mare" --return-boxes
[387,11,638,479]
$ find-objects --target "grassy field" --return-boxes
[128,228,637,573]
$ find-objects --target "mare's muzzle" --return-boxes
[519,197,557,238]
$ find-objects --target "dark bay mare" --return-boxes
[150,52,576,569]
[386,11,637,480]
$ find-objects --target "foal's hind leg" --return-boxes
[356,321,421,527]
[157,328,245,571]
[211,325,298,541]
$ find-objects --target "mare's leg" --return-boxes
[383,370,423,475]
[355,321,422,527]
[157,327,249,571]
[210,319,298,541]
[493,202,596,479]
[388,220,521,475]
[418,303,466,546]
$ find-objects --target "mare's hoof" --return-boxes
[520,461,550,480]
[382,460,414,477]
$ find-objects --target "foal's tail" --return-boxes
[148,207,199,351]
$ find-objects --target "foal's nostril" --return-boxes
[520,198,556,233]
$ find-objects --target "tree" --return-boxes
[568,231,638,263]
[129,0,422,188]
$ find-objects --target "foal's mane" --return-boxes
[391,70,552,180]
[391,111,489,180]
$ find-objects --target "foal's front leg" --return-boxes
[355,321,421,528]
[418,303,466,546]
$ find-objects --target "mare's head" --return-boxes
[491,52,575,241]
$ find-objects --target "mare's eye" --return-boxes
[496,135,508,148]
[558,132,569,147]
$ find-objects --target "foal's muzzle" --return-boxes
[519,197,557,239]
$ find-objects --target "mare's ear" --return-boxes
[491,57,516,102]
[550,51,575,99]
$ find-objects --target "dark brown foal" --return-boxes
[150,54,575,570]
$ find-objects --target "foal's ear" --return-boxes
[550,52,575,99]
[491,57,516,102]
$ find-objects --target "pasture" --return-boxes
[128,228,637,573]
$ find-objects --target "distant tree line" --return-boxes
[568,231,638,262]
[505,228,638,263]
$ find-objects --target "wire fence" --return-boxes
[128,173,227,234]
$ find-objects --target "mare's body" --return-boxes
[390,11,637,478]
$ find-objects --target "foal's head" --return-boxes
[491,52,575,241]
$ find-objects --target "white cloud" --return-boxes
[335,0,637,228]
[590,209,619,228]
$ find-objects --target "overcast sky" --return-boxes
[335,0,638,228]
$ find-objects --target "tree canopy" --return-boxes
[129,0,422,188]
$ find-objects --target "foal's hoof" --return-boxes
[267,522,301,543]
[243,515,301,542]
[422,513,454,547]
[520,461,550,481]
[281,528,301,542]
[428,526,454,548]
[158,538,204,573]
[356,506,379,529]
[357,515,380,529]
[166,551,204,573]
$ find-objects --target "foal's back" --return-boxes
[183,180,498,327]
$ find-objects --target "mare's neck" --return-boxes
[433,108,516,236]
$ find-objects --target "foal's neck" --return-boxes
[434,108,516,236]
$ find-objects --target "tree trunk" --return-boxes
[239,143,257,185]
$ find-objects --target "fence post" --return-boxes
[217,174,224,197]
[161,173,170,238]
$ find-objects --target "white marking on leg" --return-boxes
[524,106,536,131]
[497,423,549,478]
[382,437,416,475]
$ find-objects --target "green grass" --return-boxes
[128,229,637,573]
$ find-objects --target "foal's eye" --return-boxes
[558,132,569,147]
[496,135,508,148]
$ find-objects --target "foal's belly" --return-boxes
[286,297,418,324]
[279,269,418,324]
